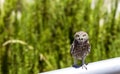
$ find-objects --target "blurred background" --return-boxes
[0,0,120,74]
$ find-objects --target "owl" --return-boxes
[70,31,91,69]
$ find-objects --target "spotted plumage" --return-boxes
[70,31,91,69]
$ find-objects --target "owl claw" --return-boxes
[72,64,80,68]
[81,64,87,70]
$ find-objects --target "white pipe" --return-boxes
[40,57,120,74]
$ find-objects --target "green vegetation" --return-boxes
[0,0,120,74]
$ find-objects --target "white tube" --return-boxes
[40,57,120,74]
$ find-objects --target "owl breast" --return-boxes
[72,44,89,60]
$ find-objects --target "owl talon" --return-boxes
[81,64,87,70]
[72,64,80,68]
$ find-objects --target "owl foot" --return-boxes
[72,64,80,68]
[81,64,87,70]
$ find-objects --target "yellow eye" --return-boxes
[83,34,86,37]
[76,35,79,37]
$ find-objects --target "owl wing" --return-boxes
[70,42,74,55]
[87,41,91,53]
[88,44,91,53]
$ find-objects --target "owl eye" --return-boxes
[76,35,79,37]
[83,34,86,37]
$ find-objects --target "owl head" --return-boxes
[74,31,89,43]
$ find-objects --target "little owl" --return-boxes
[70,31,91,69]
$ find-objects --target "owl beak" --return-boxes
[79,38,83,40]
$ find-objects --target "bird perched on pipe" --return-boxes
[70,31,91,70]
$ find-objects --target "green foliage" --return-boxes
[0,0,120,74]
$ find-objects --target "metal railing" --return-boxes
[40,57,120,74]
